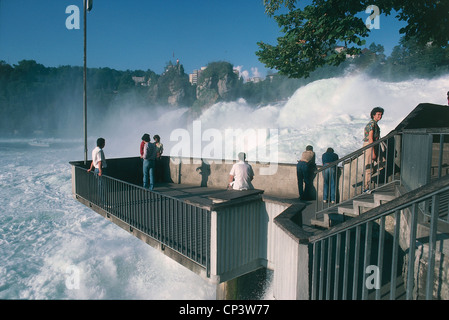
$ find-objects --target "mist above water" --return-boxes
[95,73,449,164]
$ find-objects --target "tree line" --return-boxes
[0,36,448,137]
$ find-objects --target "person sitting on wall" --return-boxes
[228,152,254,190]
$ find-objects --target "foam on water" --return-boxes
[0,142,216,299]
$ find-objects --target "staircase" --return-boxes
[311,181,399,228]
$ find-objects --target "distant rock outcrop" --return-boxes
[194,61,239,110]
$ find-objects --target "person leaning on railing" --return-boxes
[297,145,316,200]
[322,147,339,204]
[87,137,107,176]
[362,107,384,193]
[87,137,108,206]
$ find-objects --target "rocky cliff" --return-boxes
[193,61,239,109]
[145,61,240,108]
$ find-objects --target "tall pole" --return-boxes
[83,0,87,165]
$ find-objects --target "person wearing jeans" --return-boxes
[142,135,157,190]
[87,138,108,206]
[296,145,316,200]
[322,147,339,203]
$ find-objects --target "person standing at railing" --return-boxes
[322,147,339,204]
[297,145,316,200]
[87,137,108,205]
[153,134,164,182]
[140,133,150,160]
[143,134,157,190]
[362,107,384,193]
[87,137,107,176]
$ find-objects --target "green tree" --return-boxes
[258,0,449,78]
[384,36,449,79]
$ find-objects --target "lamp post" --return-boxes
[83,0,93,165]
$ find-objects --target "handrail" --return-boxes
[71,162,182,201]
[310,174,449,243]
[315,130,399,174]
[71,163,211,274]
[313,130,401,215]
[309,174,449,300]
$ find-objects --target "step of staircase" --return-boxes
[311,182,399,228]
[310,206,342,228]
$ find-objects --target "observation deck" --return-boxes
[70,103,449,300]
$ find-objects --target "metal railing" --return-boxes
[309,130,449,299]
[406,130,449,224]
[308,128,449,300]
[73,165,211,274]
[315,130,448,217]
[314,131,401,213]
[309,174,449,300]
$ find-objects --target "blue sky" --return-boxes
[0,0,406,78]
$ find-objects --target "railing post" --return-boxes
[426,194,440,300]
[406,204,418,300]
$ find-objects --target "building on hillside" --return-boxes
[132,76,150,86]
[334,46,358,59]
[189,66,206,85]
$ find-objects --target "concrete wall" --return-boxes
[210,198,265,284]
[167,157,300,199]
[263,199,292,270]
[167,156,315,299]
[209,195,297,283]
[272,204,312,300]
